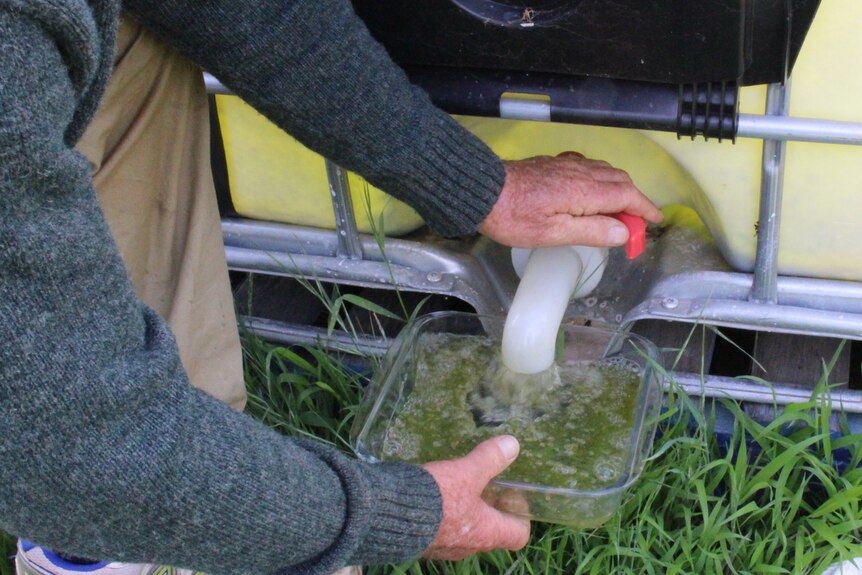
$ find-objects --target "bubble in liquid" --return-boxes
[599,356,641,373]
[552,463,577,476]
[593,462,618,482]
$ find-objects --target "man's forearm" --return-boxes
[123,0,505,237]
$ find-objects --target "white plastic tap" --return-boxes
[501,214,646,375]
[502,244,607,374]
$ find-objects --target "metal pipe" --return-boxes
[204,73,230,94]
[671,371,862,413]
[750,81,791,304]
[204,73,862,146]
[737,113,862,145]
[500,95,551,122]
[642,270,862,316]
[324,160,363,259]
[238,315,392,355]
[640,297,862,340]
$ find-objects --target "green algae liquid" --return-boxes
[380,332,644,492]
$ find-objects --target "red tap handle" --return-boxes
[612,213,646,259]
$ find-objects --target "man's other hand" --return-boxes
[421,436,531,561]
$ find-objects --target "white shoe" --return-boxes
[822,560,862,575]
[15,540,205,575]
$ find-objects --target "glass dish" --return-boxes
[352,311,663,527]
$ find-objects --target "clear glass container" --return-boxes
[352,311,663,527]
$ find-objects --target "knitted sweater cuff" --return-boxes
[291,437,441,568]
[349,462,442,565]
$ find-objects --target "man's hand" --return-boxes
[421,436,531,561]
[478,152,664,248]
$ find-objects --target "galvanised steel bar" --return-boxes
[324,160,363,259]
[736,113,862,145]
[750,82,791,304]
[671,371,862,414]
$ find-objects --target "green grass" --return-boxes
[241,330,367,452]
[241,327,862,575]
[0,531,14,575]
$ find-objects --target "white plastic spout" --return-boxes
[502,245,607,374]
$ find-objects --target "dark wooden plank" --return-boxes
[630,319,717,374]
[234,274,326,325]
[752,332,850,389]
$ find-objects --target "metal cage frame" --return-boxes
[206,73,862,414]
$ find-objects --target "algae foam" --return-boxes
[380,332,642,491]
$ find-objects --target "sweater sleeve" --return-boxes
[0,9,440,575]
[121,0,505,238]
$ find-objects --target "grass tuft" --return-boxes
[0,532,13,575]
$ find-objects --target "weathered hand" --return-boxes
[478,152,664,248]
[421,436,531,561]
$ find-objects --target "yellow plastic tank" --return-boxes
[214,95,424,236]
[216,0,861,280]
[639,0,862,281]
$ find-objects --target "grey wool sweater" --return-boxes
[0,1,505,574]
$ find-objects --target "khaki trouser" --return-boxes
[75,15,361,575]
[76,17,246,410]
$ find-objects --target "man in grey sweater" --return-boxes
[0,1,663,574]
